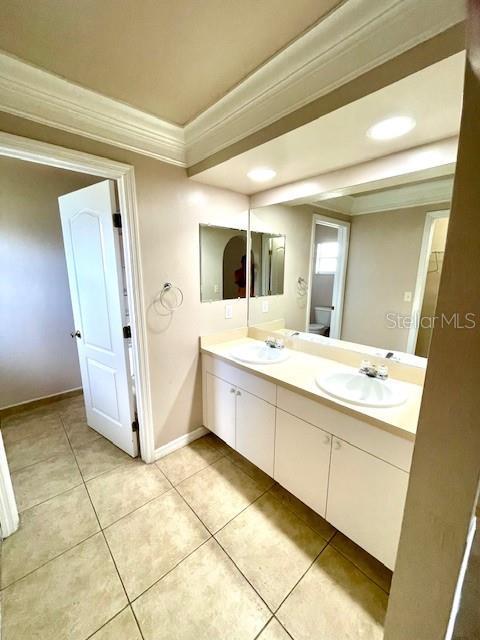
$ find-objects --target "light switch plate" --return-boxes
[225,303,233,319]
[403,291,412,302]
[262,300,269,313]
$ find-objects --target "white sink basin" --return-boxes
[229,342,290,365]
[316,371,407,408]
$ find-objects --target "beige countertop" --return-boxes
[201,337,422,441]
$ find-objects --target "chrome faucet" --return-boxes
[265,336,285,350]
[358,360,389,380]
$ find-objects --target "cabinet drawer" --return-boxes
[327,438,409,569]
[277,387,413,471]
[275,409,331,517]
[205,355,276,404]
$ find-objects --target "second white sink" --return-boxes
[230,342,290,365]
[316,371,407,408]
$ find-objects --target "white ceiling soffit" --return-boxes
[249,137,458,208]
[312,176,455,215]
[0,0,464,168]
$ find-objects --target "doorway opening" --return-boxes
[307,215,350,339]
[406,209,450,355]
[0,132,154,537]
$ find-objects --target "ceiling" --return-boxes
[191,52,465,194]
[0,0,341,124]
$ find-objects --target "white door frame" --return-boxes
[306,214,350,339]
[406,209,450,354]
[0,132,155,467]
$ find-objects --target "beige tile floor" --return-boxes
[0,395,392,639]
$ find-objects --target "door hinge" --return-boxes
[112,212,122,228]
[123,325,131,339]
[132,419,139,432]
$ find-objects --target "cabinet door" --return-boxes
[236,390,275,476]
[205,373,236,448]
[274,409,331,517]
[327,438,409,569]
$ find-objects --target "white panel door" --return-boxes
[275,409,331,517]
[327,438,409,569]
[58,180,137,456]
[206,373,236,448]
[236,390,275,476]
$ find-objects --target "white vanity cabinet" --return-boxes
[275,409,331,517]
[205,372,236,448]
[327,438,410,569]
[203,356,276,475]
[235,389,275,476]
[202,352,414,570]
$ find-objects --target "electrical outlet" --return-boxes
[262,300,269,313]
[214,284,219,293]
[403,291,412,302]
[225,303,233,319]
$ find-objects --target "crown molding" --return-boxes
[0,52,186,166]
[313,177,455,215]
[184,0,465,166]
[0,0,465,170]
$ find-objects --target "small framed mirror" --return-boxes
[199,224,248,302]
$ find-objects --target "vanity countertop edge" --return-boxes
[201,338,421,442]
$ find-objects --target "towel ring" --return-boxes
[159,282,184,311]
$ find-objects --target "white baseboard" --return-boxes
[153,426,209,461]
[0,387,83,413]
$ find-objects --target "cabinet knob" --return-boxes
[230,388,236,394]
[236,390,242,396]
[324,435,331,445]
[334,439,341,450]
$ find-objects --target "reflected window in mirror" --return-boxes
[199,224,248,302]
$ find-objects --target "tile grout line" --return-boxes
[274,616,295,640]
[212,535,275,615]
[59,413,145,639]
[272,538,330,617]
[83,605,136,640]
[252,615,275,640]
[0,530,100,592]
[327,539,392,595]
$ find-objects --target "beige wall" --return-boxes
[0,157,101,409]
[384,6,480,634]
[249,204,312,330]
[0,112,249,448]
[341,205,449,352]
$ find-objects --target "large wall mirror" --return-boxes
[247,169,454,358]
[199,224,248,302]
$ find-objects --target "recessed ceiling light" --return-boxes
[367,116,416,141]
[247,167,276,182]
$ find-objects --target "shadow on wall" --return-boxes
[155,355,202,449]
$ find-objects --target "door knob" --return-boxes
[70,330,81,338]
